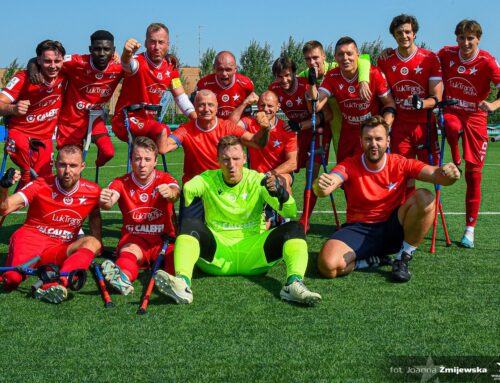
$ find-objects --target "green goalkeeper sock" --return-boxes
[173,234,200,283]
[283,238,308,281]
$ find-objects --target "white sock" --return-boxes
[464,226,474,241]
[355,259,369,270]
[396,241,417,260]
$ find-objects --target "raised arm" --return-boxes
[416,162,461,186]
[0,169,26,216]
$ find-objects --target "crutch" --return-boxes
[85,108,108,184]
[302,101,319,234]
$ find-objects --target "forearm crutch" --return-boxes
[302,101,318,234]
[86,109,108,184]
[92,261,114,308]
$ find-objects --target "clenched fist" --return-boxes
[441,162,461,181]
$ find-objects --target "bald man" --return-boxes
[164,89,270,226]
[195,51,256,123]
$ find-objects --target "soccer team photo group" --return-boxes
[0,7,498,382]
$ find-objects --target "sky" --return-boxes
[1,0,498,68]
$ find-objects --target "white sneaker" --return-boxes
[280,279,321,306]
[154,270,193,304]
[34,285,68,304]
[101,260,134,295]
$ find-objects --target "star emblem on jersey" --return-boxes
[295,97,302,105]
[78,197,87,205]
[165,70,171,77]
[469,66,477,75]
[387,182,398,191]
[414,65,423,74]
[233,94,240,101]
[273,140,282,148]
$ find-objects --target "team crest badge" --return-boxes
[458,66,466,74]
[400,67,409,75]
[64,197,73,205]
[140,193,149,202]
[221,94,230,103]
[95,73,103,80]
[348,86,356,94]
[286,100,293,108]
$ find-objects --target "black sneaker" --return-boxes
[390,252,413,282]
[367,254,393,267]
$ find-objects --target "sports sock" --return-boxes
[116,251,139,282]
[465,169,482,227]
[60,248,95,286]
[2,270,23,291]
[173,234,200,283]
[463,226,475,242]
[283,239,308,280]
[355,259,370,270]
[446,129,462,166]
[286,274,302,285]
[94,135,115,167]
[396,241,417,261]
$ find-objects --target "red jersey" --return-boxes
[17,176,100,242]
[241,116,297,173]
[109,170,178,238]
[332,153,426,223]
[115,52,181,120]
[1,70,66,139]
[438,46,500,115]
[377,48,442,123]
[268,77,310,122]
[319,66,390,131]
[172,118,247,184]
[59,54,123,131]
[196,73,254,119]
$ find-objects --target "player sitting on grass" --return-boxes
[313,116,460,282]
[0,145,102,303]
[153,135,321,306]
[98,136,179,295]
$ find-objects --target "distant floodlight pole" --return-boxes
[198,25,206,65]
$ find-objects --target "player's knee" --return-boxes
[2,271,23,291]
[318,245,345,279]
[413,188,435,214]
[80,236,102,254]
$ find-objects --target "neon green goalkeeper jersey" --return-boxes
[183,168,297,238]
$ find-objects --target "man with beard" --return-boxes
[313,116,460,283]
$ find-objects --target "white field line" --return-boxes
[9,211,500,215]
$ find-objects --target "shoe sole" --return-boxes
[280,291,321,306]
[101,261,134,295]
[154,272,192,304]
[390,272,411,283]
[34,286,67,304]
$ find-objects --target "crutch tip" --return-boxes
[136,308,147,315]
[105,301,115,309]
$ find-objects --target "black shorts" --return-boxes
[330,208,404,260]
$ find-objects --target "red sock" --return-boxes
[60,248,95,286]
[116,251,139,282]
[162,246,175,275]
[464,166,482,227]
[94,135,115,167]
[2,271,23,291]
[444,118,462,166]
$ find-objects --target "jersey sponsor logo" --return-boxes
[146,84,167,96]
[130,207,164,222]
[285,110,309,121]
[139,193,149,202]
[32,95,60,109]
[125,223,164,234]
[348,86,356,94]
[400,67,409,75]
[26,108,59,123]
[448,78,478,97]
[49,212,83,227]
[221,94,230,103]
[76,100,105,110]
[63,197,74,205]
[81,83,113,98]
[5,77,19,90]
[343,112,372,124]
[219,109,233,117]
[457,66,466,74]
[394,81,424,95]
[341,99,370,111]
[63,55,72,62]
[36,225,75,241]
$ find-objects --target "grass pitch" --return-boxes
[0,139,499,382]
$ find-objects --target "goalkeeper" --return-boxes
[154,135,321,306]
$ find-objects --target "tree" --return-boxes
[324,43,335,64]
[360,38,385,65]
[1,58,23,87]
[199,47,216,78]
[279,36,306,72]
[239,40,273,95]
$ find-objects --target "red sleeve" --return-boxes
[330,157,356,183]
[62,54,81,74]
[404,157,427,178]
[241,116,258,133]
[428,52,442,79]
[487,54,500,87]
[108,177,124,195]
[172,124,188,144]
[284,132,297,153]
[1,71,27,101]
[171,67,181,80]
[373,67,390,97]
[162,172,179,188]
[223,120,247,137]
[17,177,45,205]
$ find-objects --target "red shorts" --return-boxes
[111,112,170,143]
[117,233,174,269]
[56,116,109,148]
[7,226,70,268]
[391,118,440,165]
[444,112,488,167]
[336,127,363,164]
[296,127,332,169]
[6,129,53,177]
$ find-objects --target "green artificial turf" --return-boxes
[0,139,498,382]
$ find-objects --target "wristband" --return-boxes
[382,106,397,116]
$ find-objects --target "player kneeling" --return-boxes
[314,116,460,282]
[0,145,102,303]
[153,135,321,306]
[99,137,179,295]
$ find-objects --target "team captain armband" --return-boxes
[329,171,344,183]
[171,78,182,89]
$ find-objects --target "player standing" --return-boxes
[438,19,500,248]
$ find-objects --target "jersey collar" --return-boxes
[196,117,218,132]
[458,49,479,64]
[131,170,156,189]
[396,46,418,62]
[55,178,80,196]
[145,51,164,69]
[215,74,235,90]
[361,153,387,173]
